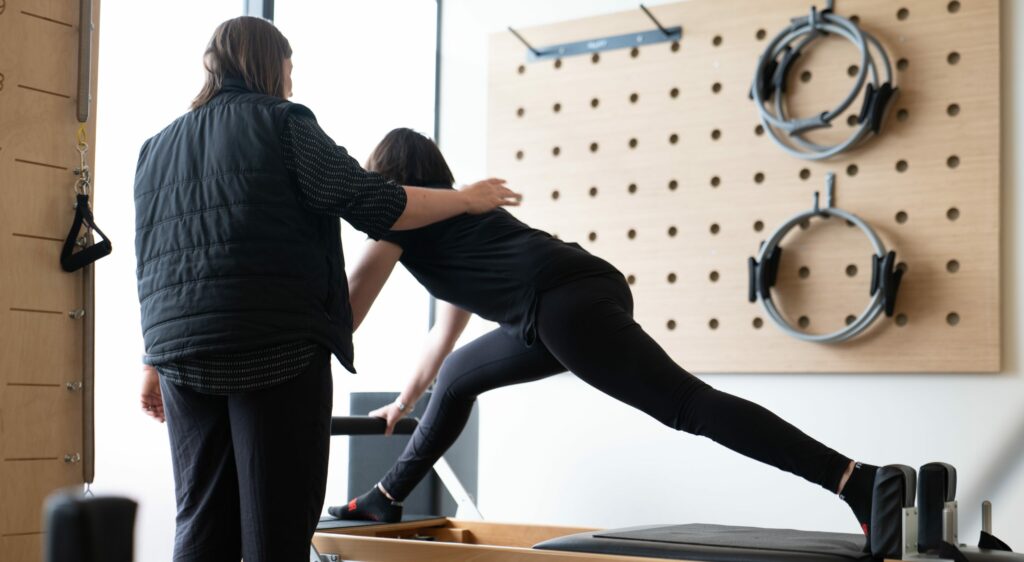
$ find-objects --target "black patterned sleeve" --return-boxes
[281,114,408,240]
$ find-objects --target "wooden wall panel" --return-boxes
[0,0,99,551]
[487,0,1000,372]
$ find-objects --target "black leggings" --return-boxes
[380,273,851,500]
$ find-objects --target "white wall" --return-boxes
[439,0,1024,545]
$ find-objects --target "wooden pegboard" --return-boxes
[486,0,1000,372]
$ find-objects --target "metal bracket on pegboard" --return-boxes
[509,4,681,62]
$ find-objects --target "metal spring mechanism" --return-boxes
[747,174,903,343]
[751,2,898,160]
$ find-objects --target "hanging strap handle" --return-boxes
[61,193,111,272]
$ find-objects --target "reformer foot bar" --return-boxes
[313,417,1022,562]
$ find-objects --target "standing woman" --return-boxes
[331,129,882,544]
[134,18,518,562]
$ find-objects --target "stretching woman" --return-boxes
[329,128,880,541]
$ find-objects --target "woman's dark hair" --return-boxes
[191,17,292,110]
[366,128,455,188]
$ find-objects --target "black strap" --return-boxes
[61,193,112,272]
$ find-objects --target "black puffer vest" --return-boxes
[134,83,355,372]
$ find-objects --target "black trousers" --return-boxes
[381,273,851,500]
[160,349,332,562]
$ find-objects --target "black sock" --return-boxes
[327,485,403,523]
[839,462,878,537]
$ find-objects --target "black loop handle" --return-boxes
[61,193,111,272]
[330,416,419,436]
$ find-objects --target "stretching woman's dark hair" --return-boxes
[333,129,882,547]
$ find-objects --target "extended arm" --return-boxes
[348,240,404,332]
[371,300,472,434]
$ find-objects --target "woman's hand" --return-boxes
[459,178,522,214]
[369,402,407,436]
[141,365,165,423]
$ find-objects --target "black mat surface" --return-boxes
[316,514,445,531]
[535,523,871,562]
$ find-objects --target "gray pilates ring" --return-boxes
[751,7,896,160]
[753,174,887,343]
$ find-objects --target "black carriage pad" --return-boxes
[317,514,446,531]
[534,523,871,562]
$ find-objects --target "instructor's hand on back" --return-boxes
[460,178,521,214]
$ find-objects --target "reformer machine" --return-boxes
[312,416,1021,562]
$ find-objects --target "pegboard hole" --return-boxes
[845,315,857,326]
[670,87,680,99]
[668,226,678,237]
[849,14,860,24]
[798,219,811,230]
[628,183,638,194]
[551,190,560,200]
[753,220,764,232]
[667,319,677,330]
[590,142,600,153]
[588,231,597,242]
[895,210,908,224]
[709,318,720,330]
[947,103,961,117]
[847,64,859,77]
[754,172,765,184]
[947,51,961,65]
[517,64,526,75]
[591,52,600,64]
[753,317,764,329]
[947,259,960,273]
[709,270,720,282]
[591,97,600,109]
[948,1,961,14]
[799,168,811,180]
[630,47,640,58]
[628,138,638,149]
[516,107,525,118]
[756,28,767,41]
[711,129,722,141]
[552,146,561,157]
[897,262,909,274]
[669,133,679,145]
[897,58,909,71]
[710,223,720,235]
[846,164,859,176]
[897,7,910,20]
[800,70,812,83]
[712,35,723,47]
[552,102,562,113]
[798,266,811,279]
[895,313,908,327]
[947,155,960,169]
[630,92,639,104]
[947,312,960,326]
[798,316,811,329]
[710,176,721,188]
[897,108,909,122]
[712,82,722,94]
[627,228,637,240]
[847,114,859,127]
[754,124,765,136]
[667,272,678,284]
[671,41,680,52]
[668,179,679,191]
[627,274,636,285]
[896,159,909,173]
[554,58,562,69]
[846,264,858,277]
[846,220,856,228]
[947,207,960,221]
[589,186,598,198]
